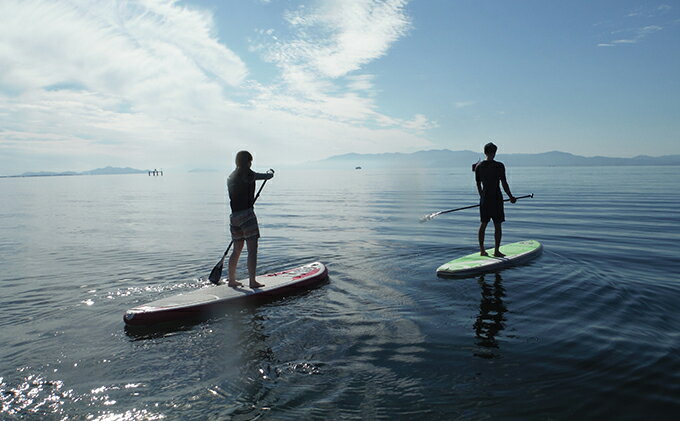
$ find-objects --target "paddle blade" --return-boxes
[419,212,440,223]
[208,261,223,285]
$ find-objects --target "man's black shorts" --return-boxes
[480,197,505,223]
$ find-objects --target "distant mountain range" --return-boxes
[313,150,680,168]
[4,150,679,177]
[2,166,148,178]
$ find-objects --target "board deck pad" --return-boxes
[124,261,328,326]
[437,240,542,277]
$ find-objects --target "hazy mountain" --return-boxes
[15,171,80,177]
[6,166,148,178]
[81,166,147,175]
[311,150,680,168]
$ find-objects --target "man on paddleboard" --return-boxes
[227,151,274,288]
[474,142,516,257]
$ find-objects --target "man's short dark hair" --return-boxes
[484,142,497,155]
[235,150,253,168]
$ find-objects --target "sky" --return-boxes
[1,0,679,174]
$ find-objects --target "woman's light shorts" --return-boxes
[229,208,260,241]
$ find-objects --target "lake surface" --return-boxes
[1,166,679,420]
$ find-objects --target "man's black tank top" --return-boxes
[475,160,506,201]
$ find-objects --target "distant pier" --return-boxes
[148,169,163,176]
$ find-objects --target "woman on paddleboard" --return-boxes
[227,151,274,288]
[474,142,516,257]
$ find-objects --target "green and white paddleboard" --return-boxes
[437,240,542,277]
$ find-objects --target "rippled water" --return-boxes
[1,166,679,420]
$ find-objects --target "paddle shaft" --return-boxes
[209,176,270,284]
[430,193,533,218]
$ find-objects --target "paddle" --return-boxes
[208,173,272,285]
[420,193,534,223]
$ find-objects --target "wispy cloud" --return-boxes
[597,4,671,47]
[267,0,412,78]
[249,0,434,129]
[0,0,433,173]
[454,101,476,109]
[0,0,248,103]
[598,25,663,47]
[346,74,376,93]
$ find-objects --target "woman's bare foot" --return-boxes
[227,280,243,287]
[249,281,264,288]
[493,251,506,257]
[480,250,489,256]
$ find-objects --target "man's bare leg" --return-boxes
[493,221,505,257]
[227,240,244,287]
[478,221,489,256]
[246,238,264,288]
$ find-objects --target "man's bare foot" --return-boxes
[227,280,243,287]
[249,281,264,289]
[480,250,489,256]
[493,251,506,257]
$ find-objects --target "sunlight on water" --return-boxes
[0,372,165,420]
[0,374,73,418]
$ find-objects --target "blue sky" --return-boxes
[1,0,679,174]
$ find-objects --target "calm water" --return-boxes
[1,166,679,420]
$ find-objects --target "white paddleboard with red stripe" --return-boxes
[124,261,328,326]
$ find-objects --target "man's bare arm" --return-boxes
[501,180,516,202]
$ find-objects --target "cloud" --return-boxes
[346,74,376,92]
[0,0,248,99]
[250,0,434,129]
[598,24,663,47]
[614,25,663,44]
[0,0,251,172]
[597,4,670,47]
[402,114,438,131]
[279,0,412,78]
[454,101,476,109]
[0,0,434,174]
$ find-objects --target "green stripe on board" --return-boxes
[437,240,541,274]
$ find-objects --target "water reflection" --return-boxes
[125,307,278,419]
[473,273,507,358]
